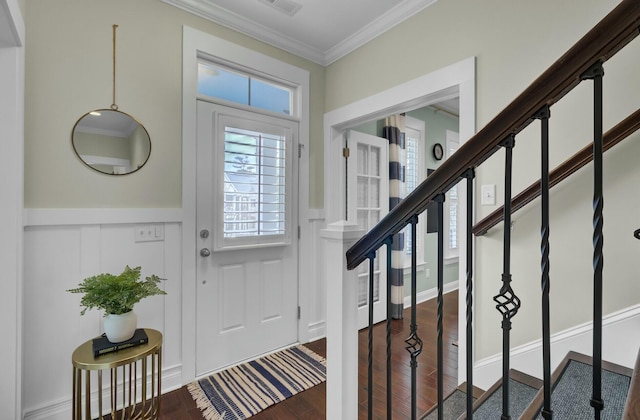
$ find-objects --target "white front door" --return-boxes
[195,101,299,376]
[346,130,389,329]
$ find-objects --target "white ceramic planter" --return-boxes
[103,310,137,343]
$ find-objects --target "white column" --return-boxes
[0,2,24,419]
[321,220,363,420]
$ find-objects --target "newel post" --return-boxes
[321,220,363,420]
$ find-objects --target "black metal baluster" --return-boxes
[436,194,445,420]
[493,134,521,420]
[463,168,475,419]
[368,250,376,420]
[535,105,553,420]
[582,61,605,420]
[405,216,422,420]
[386,237,393,420]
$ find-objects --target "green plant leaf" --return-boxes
[67,265,167,315]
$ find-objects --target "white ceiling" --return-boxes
[162,0,438,65]
[75,111,141,138]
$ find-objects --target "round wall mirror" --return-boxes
[72,109,151,175]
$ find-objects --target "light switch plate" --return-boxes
[135,224,164,242]
[481,184,496,205]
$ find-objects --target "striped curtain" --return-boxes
[383,115,406,319]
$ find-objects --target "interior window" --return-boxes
[445,130,460,260]
[403,118,426,267]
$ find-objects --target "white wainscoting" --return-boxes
[300,209,327,343]
[22,207,328,419]
[22,209,183,420]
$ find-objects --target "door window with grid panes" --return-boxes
[356,141,383,307]
[346,130,389,328]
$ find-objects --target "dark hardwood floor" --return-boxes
[158,290,459,419]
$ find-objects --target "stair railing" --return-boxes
[345,1,640,419]
[473,108,640,237]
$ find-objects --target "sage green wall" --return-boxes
[74,132,129,160]
[327,0,640,360]
[24,0,325,208]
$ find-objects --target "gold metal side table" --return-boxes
[72,328,162,420]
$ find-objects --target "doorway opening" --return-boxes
[323,56,476,384]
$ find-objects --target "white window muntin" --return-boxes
[355,141,383,307]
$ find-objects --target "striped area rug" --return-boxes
[188,345,326,419]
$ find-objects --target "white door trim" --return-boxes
[323,56,476,385]
[181,26,310,384]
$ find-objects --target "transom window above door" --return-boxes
[197,61,293,116]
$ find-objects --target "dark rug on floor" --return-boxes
[423,389,473,420]
[188,345,326,419]
[535,360,630,419]
[473,378,539,419]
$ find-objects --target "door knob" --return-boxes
[200,248,211,257]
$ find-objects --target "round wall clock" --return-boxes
[433,143,444,160]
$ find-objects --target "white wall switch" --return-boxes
[481,184,496,205]
[135,224,165,242]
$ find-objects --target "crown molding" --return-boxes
[162,0,438,66]
[324,0,438,65]
[162,0,326,64]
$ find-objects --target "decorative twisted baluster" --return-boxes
[404,215,422,420]
[582,61,605,419]
[534,105,553,420]
[463,168,475,419]
[493,134,520,420]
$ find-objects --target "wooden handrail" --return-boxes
[473,108,640,236]
[346,0,640,270]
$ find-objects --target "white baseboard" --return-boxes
[403,281,459,308]
[307,321,326,343]
[473,304,640,390]
[23,364,183,420]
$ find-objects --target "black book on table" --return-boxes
[92,328,149,357]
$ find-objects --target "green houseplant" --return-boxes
[67,265,166,342]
